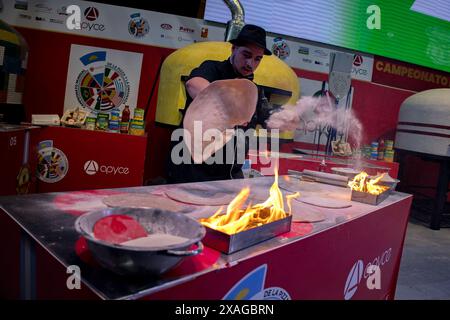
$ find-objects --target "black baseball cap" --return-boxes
[229,24,272,56]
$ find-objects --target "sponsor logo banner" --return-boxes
[3,0,375,81]
[0,0,228,50]
[287,39,374,81]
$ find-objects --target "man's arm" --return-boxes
[185,77,210,100]
[247,86,282,129]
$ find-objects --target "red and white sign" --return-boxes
[372,56,450,91]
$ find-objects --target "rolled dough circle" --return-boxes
[296,196,352,209]
[165,187,236,206]
[102,193,189,212]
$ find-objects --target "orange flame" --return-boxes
[200,170,299,235]
[348,172,389,195]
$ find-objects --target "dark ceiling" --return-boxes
[84,0,206,19]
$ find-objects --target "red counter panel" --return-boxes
[32,126,147,193]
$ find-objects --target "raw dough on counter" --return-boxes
[165,187,236,206]
[279,178,325,193]
[102,193,189,212]
[296,196,352,209]
[290,201,326,222]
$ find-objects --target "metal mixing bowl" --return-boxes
[75,207,205,276]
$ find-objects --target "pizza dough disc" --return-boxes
[102,193,190,212]
[290,201,326,222]
[295,196,352,209]
[183,79,258,163]
[279,178,324,193]
[165,187,236,206]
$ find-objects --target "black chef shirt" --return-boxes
[166,58,266,184]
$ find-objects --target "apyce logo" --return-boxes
[84,160,130,175]
[81,7,105,31]
[344,260,364,300]
[84,160,99,175]
[344,248,392,300]
[352,55,368,76]
[84,7,99,21]
[353,55,363,66]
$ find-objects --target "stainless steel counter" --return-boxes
[0,176,411,299]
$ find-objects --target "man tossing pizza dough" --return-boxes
[166,24,331,184]
[166,24,274,184]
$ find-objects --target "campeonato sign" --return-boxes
[372,58,450,91]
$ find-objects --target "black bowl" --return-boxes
[75,207,205,276]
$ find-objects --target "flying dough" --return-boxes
[183,79,258,163]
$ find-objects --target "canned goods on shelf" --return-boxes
[97,112,109,120]
[385,140,394,150]
[129,119,145,136]
[109,120,120,132]
[110,110,120,121]
[96,118,108,131]
[133,108,145,121]
[85,117,96,130]
[371,142,379,150]
[384,150,395,162]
